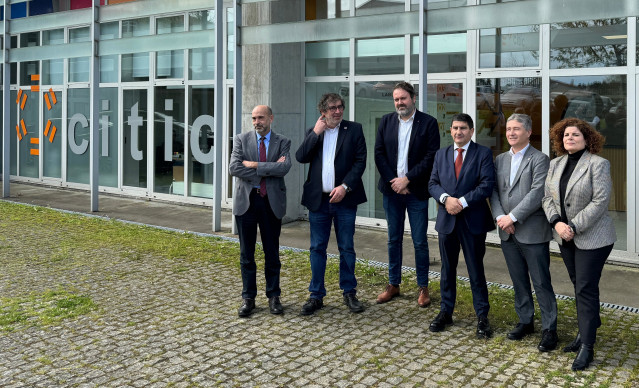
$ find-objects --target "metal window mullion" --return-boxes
[628,16,637,253]
[418,0,426,112]
[212,0,223,232]
[541,23,550,156]
[348,37,355,121]
[90,0,100,211]
[2,2,11,197]
[231,1,242,235]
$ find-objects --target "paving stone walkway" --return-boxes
[0,204,637,387]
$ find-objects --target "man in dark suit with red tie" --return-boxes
[428,113,496,338]
[229,105,292,318]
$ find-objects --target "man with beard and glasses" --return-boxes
[229,105,292,317]
[374,82,440,308]
[296,93,368,316]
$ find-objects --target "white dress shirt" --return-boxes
[396,111,415,178]
[496,143,530,223]
[321,124,340,193]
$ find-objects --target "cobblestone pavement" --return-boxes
[0,205,638,387]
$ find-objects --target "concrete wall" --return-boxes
[242,1,304,224]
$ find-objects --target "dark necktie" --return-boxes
[259,137,267,197]
[455,148,464,179]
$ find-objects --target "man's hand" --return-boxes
[242,160,258,169]
[390,177,409,194]
[329,185,346,203]
[313,116,328,136]
[444,197,463,215]
[496,215,515,233]
[555,222,575,241]
[277,156,286,163]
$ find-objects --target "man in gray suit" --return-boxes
[490,113,558,351]
[229,105,292,317]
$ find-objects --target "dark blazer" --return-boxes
[374,110,440,200]
[229,130,292,219]
[295,120,367,212]
[428,141,496,235]
[490,145,552,244]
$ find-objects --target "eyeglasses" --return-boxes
[326,104,345,112]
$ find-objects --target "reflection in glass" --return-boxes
[189,10,215,80]
[188,87,214,198]
[123,89,148,188]
[69,27,90,83]
[356,37,404,75]
[157,16,185,80]
[122,18,150,82]
[475,78,542,158]
[189,10,215,31]
[100,22,119,83]
[43,90,62,178]
[412,0,469,10]
[480,26,539,68]
[99,88,118,187]
[42,29,64,85]
[306,41,349,77]
[67,88,90,184]
[355,0,403,16]
[305,0,350,19]
[550,19,627,69]
[10,90,17,175]
[411,33,466,73]
[154,86,186,195]
[549,75,626,248]
[227,8,234,79]
[354,80,397,219]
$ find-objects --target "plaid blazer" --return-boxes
[542,151,616,249]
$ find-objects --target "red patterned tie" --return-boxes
[259,137,267,197]
[455,148,464,179]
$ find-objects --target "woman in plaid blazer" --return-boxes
[542,118,616,371]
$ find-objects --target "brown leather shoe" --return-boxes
[418,286,431,307]
[376,284,400,304]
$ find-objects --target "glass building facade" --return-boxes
[1,0,638,265]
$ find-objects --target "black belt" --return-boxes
[252,188,266,196]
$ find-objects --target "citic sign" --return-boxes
[18,78,216,165]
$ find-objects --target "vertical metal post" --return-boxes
[231,1,242,235]
[2,1,11,197]
[418,0,427,112]
[212,0,224,231]
[89,0,100,211]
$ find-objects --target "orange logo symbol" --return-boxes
[15,74,58,156]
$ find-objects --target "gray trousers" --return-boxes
[501,236,557,331]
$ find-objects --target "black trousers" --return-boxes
[559,241,613,345]
[235,190,282,299]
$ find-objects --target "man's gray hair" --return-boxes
[506,113,532,132]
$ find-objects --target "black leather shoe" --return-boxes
[538,329,558,352]
[429,311,453,332]
[238,299,255,317]
[300,298,323,316]
[343,293,365,313]
[571,343,594,371]
[507,322,534,340]
[268,296,283,315]
[476,316,493,339]
[563,332,582,353]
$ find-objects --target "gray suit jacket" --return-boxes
[542,151,616,249]
[490,145,552,244]
[229,130,292,219]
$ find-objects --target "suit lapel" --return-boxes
[566,152,591,197]
[335,121,347,158]
[408,113,420,151]
[248,132,259,161]
[267,132,279,161]
[553,155,568,200]
[389,116,400,167]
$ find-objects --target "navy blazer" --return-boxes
[428,141,496,235]
[295,120,367,213]
[374,110,440,200]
